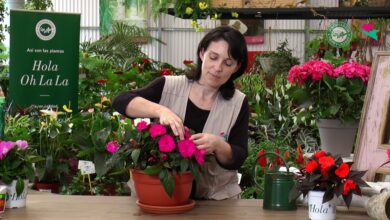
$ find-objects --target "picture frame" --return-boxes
[353,51,390,181]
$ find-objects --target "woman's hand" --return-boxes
[156,106,185,140]
[190,133,222,154]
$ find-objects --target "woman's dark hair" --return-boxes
[185,25,248,100]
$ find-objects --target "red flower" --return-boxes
[304,160,318,173]
[162,154,168,160]
[257,149,267,167]
[318,156,335,169]
[296,144,305,165]
[132,63,137,68]
[283,150,290,162]
[138,65,144,72]
[96,79,108,84]
[313,150,326,159]
[342,179,357,195]
[142,58,151,63]
[275,148,282,165]
[160,68,173,76]
[335,163,350,178]
[183,60,193,65]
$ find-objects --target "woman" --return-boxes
[113,25,249,200]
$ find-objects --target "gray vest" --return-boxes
[160,75,245,200]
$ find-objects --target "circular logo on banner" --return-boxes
[326,22,352,48]
[35,19,56,41]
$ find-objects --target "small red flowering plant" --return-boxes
[287,60,370,122]
[289,150,369,208]
[106,118,206,197]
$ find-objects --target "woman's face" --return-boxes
[199,40,240,89]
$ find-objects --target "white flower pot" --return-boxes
[5,179,28,208]
[308,191,337,220]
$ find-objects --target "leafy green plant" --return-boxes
[30,109,73,183]
[24,0,53,10]
[0,140,36,196]
[0,0,6,42]
[237,73,318,149]
[4,114,33,141]
[257,40,299,76]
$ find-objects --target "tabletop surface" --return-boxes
[3,192,371,220]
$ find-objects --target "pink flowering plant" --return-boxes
[105,118,206,197]
[0,140,36,196]
[287,60,370,122]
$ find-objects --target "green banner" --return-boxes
[9,10,80,112]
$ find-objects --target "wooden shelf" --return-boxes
[168,7,390,20]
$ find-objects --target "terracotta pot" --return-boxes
[33,182,60,194]
[131,169,193,206]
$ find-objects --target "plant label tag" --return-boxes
[78,160,95,175]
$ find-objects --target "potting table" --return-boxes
[3,191,369,220]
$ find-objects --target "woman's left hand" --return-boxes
[190,133,222,154]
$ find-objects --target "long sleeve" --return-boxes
[112,77,165,116]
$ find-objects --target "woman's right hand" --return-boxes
[157,106,185,140]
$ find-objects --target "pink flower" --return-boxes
[149,124,167,138]
[194,149,206,165]
[184,127,192,139]
[15,140,28,150]
[105,141,120,154]
[136,121,148,131]
[158,134,176,152]
[387,148,390,160]
[0,141,15,159]
[177,139,196,158]
[334,61,371,83]
[288,60,334,85]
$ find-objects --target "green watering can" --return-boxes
[253,151,297,211]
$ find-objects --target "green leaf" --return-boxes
[323,189,335,204]
[143,166,161,175]
[180,159,189,173]
[131,149,140,164]
[15,179,25,197]
[328,104,341,115]
[309,173,321,182]
[335,75,346,86]
[159,170,174,197]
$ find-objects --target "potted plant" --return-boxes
[289,150,369,220]
[107,118,206,213]
[30,108,73,193]
[0,140,34,208]
[287,59,370,156]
